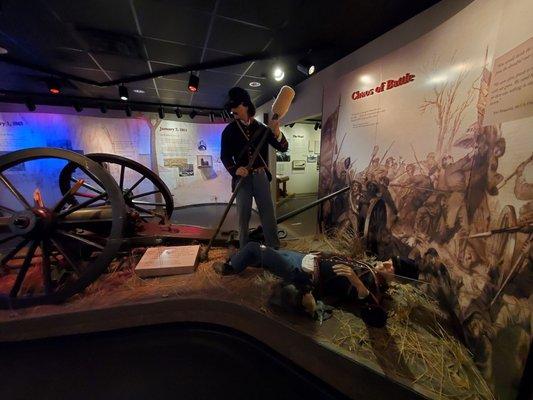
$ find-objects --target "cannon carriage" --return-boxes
[0,147,207,308]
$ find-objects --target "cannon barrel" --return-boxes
[248,186,350,238]
[277,186,350,224]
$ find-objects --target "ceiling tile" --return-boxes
[208,17,272,54]
[44,0,138,35]
[93,53,150,76]
[203,49,251,75]
[134,0,211,47]
[150,62,189,81]
[196,70,240,91]
[189,92,226,108]
[145,38,202,66]
[128,88,158,101]
[133,0,217,14]
[216,0,297,29]
[155,78,189,92]
[68,68,111,82]
[47,49,97,70]
[158,92,194,104]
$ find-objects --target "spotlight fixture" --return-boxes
[297,60,315,76]
[100,104,108,114]
[158,106,165,119]
[314,122,320,131]
[188,73,199,92]
[132,89,145,94]
[74,103,83,113]
[25,98,36,112]
[189,110,197,119]
[46,78,61,94]
[273,67,284,82]
[125,105,132,117]
[175,108,182,118]
[249,81,261,88]
[119,84,128,101]
[209,112,214,123]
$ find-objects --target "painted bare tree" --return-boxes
[419,53,480,158]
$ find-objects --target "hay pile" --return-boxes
[332,284,493,399]
[4,232,493,399]
[286,233,493,400]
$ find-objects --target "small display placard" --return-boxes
[135,245,200,278]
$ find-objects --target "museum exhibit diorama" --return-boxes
[0,0,531,399]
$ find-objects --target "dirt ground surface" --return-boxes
[0,237,493,399]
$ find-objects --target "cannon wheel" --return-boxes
[490,205,518,288]
[363,198,387,254]
[59,153,174,223]
[0,148,125,308]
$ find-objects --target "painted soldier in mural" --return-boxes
[514,153,533,222]
[366,156,388,182]
[318,101,340,231]
[396,167,433,232]
[414,192,446,241]
[348,180,364,234]
[377,175,398,227]
[421,152,438,175]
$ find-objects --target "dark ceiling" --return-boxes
[0,0,440,113]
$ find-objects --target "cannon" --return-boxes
[0,147,222,309]
[0,148,385,309]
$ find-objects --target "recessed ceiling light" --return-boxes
[273,67,284,82]
[249,81,261,88]
[0,46,8,55]
[132,89,145,94]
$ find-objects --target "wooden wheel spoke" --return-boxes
[0,237,30,266]
[119,164,126,189]
[0,234,20,246]
[0,204,15,215]
[130,204,165,221]
[124,176,147,197]
[53,179,85,212]
[49,237,82,276]
[74,192,98,199]
[71,177,104,195]
[58,193,107,218]
[55,230,105,251]
[41,239,53,295]
[131,200,167,207]
[10,240,39,297]
[129,189,161,200]
[0,172,31,210]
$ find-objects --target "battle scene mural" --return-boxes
[318,0,532,398]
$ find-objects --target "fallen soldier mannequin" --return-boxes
[212,241,419,327]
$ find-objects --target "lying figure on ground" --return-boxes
[212,241,419,327]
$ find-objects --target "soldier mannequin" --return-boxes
[220,87,288,249]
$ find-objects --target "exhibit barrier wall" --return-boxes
[275,123,321,195]
[0,112,232,207]
[318,0,532,398]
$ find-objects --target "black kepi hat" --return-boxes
[225,87,252,110]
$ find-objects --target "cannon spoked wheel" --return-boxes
[363,198,387,254]
[0,148,125,308]
[490,205,518,288]
[59,153,173,223]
